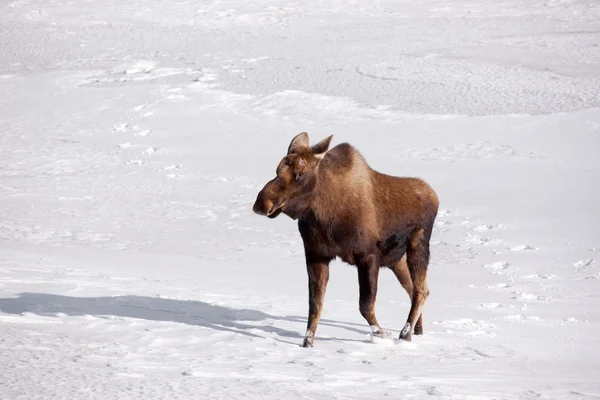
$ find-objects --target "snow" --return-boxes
[1,0,599,399]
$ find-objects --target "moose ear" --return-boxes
[287,132,309,154]
[311,135,333,156]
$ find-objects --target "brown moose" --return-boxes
[253,132,439,347]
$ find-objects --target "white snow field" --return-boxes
[1,0,600,398]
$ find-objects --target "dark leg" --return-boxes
[357,254,386,336]
[400,230,430,341]
[302,256,330,348]
[390,254,424,335]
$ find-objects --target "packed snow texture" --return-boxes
[1,0,599,399]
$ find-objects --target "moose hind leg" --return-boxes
[357,255,387,337]
[303,257,330,348]
[400,230,430,341]
[391,254,424,335]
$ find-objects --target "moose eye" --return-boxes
[296,172,305,180]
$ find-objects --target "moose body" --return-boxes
[253,132,439,347]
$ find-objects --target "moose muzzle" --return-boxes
[252,180,283,218]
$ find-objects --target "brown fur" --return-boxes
[253,132,439,347]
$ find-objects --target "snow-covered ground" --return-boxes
[1,0,599,398]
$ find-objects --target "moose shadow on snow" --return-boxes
[0,293,371,345]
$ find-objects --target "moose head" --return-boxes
[253,132,333,220]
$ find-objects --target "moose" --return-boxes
[253,132,439,347]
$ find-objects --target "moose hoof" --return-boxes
[370,329,393,344]
[302,330,314,348]
[399,332,412,342]
[399,322,412,341]
[372,330,391,339]
[414,324,423,336]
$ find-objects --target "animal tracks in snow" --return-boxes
[473,224,504,232]
[434,209,536,260]
[483,261,511,275]
[510,244,538,252]
[97,62,225,179]
[144,147,159,155]
[397,142,539,162]
[574,258,594,270]
[131,104,155,118]
[112,123,133,132]
[78,60,220,89]
[511,291,552,303]
[111,106,172,176]
[478,302,510,310]
[434,208,562,334]
[432,319,497,339]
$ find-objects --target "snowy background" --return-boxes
[1,0,599,398]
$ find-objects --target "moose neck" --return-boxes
[303,167,352,225]
[302,148,377,234]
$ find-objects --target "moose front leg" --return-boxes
[302,257,330,348]
[357,254,387,337]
